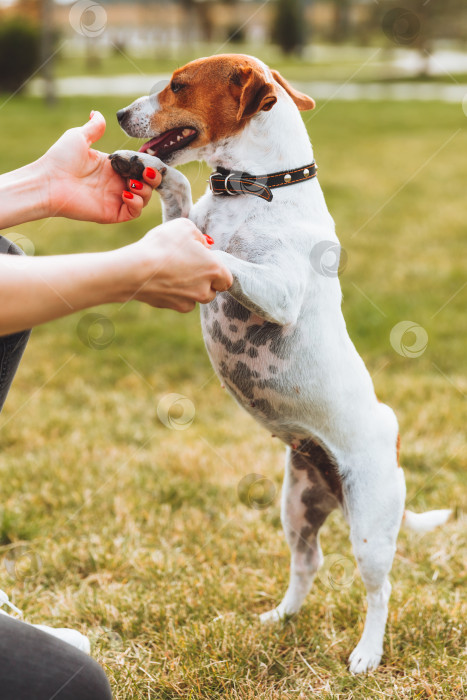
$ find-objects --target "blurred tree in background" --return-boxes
[272,0,306,55]
[0,18,41,92]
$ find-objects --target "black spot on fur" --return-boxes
[257,377,282,392]
[210,298,219,313]
[269,365,278,374]
[209,320,246,355]
[229,361,255,399]
[254,398,278,419]
[292,442,343,504]
[269,334,289,359]
[229,324,238,333]
[247,347,258,358]
[222,296,251,322]
[246,322,280,347]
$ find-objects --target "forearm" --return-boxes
[0,160,51,230]
[0,249,132,335]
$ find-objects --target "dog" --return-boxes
[109,54,451,673]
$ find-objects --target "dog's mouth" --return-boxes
[139,127,197,158]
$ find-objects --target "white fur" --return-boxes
[113,56,451,674]
[403,508,452,533]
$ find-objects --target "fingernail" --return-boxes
[204,234,214,245]
[123,190,134,200]
[89,110,95,120]
[145,167,156,179]
[129,179,143,190]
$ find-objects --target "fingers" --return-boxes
[81,110,106,146]
[127,178,153,206]
[122,168,162,212]
[121,190,144,220]
[143,167,163,188]
[211,267,233,292]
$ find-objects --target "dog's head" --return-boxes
[116,54,315,165]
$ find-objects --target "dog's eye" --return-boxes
[171,82,184,94]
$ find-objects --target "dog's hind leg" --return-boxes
[260,445,340,624]
[344,420,406,673]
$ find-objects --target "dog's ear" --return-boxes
[232,66,277,121]
[271,70,315,111]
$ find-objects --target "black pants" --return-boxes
[0,614,112,700]
[0,236,112,699]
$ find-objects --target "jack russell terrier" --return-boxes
[109,54,451,673]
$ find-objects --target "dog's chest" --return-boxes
[200,294,302,429]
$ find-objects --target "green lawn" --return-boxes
[53,43,467,84]
[0,95,466,698]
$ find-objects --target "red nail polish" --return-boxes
[129,179,143,191]
[89,110,95,120]
[123,190,134,200]
[145,167,156,179]
[205,235,214,245]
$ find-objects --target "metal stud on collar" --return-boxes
[284,173,292,183]
[303,168,310,177]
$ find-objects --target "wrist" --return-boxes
[0,159,51,228]
[102,243,158,304]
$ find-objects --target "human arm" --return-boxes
[0,219,232,336]
[0,111,162,229]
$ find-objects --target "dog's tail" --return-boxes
[402,508,452,534]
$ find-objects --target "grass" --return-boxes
[53,43,467,84]
[0,94,466,698]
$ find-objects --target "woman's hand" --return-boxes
[122,219,233,312]
[0,218,232,336]
[38,111,162,223]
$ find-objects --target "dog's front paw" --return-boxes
[109,150,167,181]
[348,641,383,674]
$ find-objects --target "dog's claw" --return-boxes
[109,150,168,181]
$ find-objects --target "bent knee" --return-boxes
[70,656,113,700]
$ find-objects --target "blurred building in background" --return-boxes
[0,0,466,99]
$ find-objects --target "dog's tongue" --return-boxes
[139,135,165,154]
[139,128,196,156]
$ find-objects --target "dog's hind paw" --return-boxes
[348,642,382,674]
[109,150,167,180]
[259,608,285,625]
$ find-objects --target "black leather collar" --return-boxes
[208,161,317,202]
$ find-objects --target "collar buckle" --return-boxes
[209,172,238,196]
[208,172,221,194]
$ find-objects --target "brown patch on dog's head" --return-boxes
[135,55,315,161]
[148,55,277,147]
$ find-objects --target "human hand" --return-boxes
[120,218,233,312]
[38,111,163,223]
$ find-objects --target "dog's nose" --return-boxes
[116,108,127,125]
